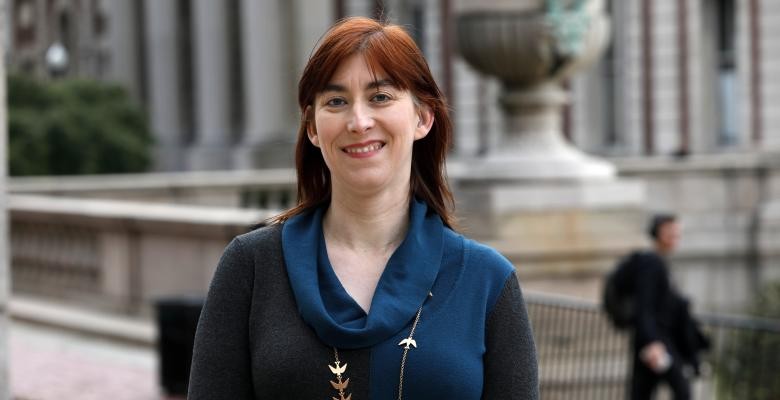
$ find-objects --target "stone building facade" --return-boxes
[4,0,780,311]
[5,0,778,168]
[571,0,780,156]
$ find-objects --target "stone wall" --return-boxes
[615,153,780,312]
[758,0,780,148]
[8,195,270,317]
[8,169,297,210]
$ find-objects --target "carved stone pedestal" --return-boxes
[454,0,647,299]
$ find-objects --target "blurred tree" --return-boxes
[716,281,780,399]
[7,74,152,176]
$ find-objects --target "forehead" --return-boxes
[660,221,680,232]
[328,54,389,85]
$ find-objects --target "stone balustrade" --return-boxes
[9,169,297,211]
[9,195,272,316]
[7,153,780,312]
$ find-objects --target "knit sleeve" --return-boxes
[188,237,255,399]
[481,272,539,400]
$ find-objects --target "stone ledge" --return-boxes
[611,152,780,174]
[9,194,271,234]
[8,168,296,193]
[9,295,155,347]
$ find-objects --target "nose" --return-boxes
[347,103,374,134]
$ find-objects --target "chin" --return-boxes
[351,178,392,193]
[343,171,406,195]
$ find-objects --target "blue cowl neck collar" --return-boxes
[281,198,444,349]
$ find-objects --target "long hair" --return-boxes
[272,17,455,228]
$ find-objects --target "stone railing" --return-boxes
[526,291,780,399]
[8,153,780,311]
[8,169,297,210]
[9,195,272,316]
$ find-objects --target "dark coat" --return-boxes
[628,252,709,370]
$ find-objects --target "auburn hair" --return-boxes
[272,17,455,228]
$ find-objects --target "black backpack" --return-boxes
[602,251,643,330]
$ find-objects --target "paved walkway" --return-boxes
[9,318,160,399]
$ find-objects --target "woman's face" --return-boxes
[309,54,433,197]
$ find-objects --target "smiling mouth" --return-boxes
[343,142,385,154]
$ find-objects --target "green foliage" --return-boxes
[716,281,780,399]
[7,74,152,176]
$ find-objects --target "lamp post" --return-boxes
[45,41,69,78]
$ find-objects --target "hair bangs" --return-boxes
[360,30,420,93]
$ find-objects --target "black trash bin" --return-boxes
[155,296,204,396]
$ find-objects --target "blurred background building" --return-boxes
[5,0,779,167]
[3,0,780,398]
[5,0,779,310]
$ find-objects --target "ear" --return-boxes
[308,127,320,147]
[304,106,320,147]
[414,105,434,141]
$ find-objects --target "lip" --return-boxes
[341,140,385,158]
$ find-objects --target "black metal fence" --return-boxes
[525,292,780,400]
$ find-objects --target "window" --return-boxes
[716,0,737,146]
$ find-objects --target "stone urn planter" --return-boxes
[455,0,614,180]
[450,1,647,298]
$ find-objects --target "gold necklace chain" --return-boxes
[327,292,432,400]
[330,348,351,400]
[396,294,427,400]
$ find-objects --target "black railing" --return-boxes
[525,292,780,400]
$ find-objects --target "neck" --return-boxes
[323,187,411,253]
[654,244,671,257]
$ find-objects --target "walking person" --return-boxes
[628,214,709,399]
[187,17,538,399]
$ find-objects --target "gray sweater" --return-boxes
[188,224,538,399]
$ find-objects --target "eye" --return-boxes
[371,92,392,103]
[325,97,346,107]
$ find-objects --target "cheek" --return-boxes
[314,117,339,142]
[388,115,419,140]
[312,119,341,167]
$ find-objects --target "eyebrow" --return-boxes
[322,79,396,93]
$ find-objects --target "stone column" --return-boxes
[144,0,184,171]
[234,0,291,169]
[736,0,754,150]
[0,0,10,395]
[188,0,232,170]
[291,0,332,75]
[102,0,142,100]
[343,0,373,17]
[32,0,49,77]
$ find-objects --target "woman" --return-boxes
[188,17,538,400]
